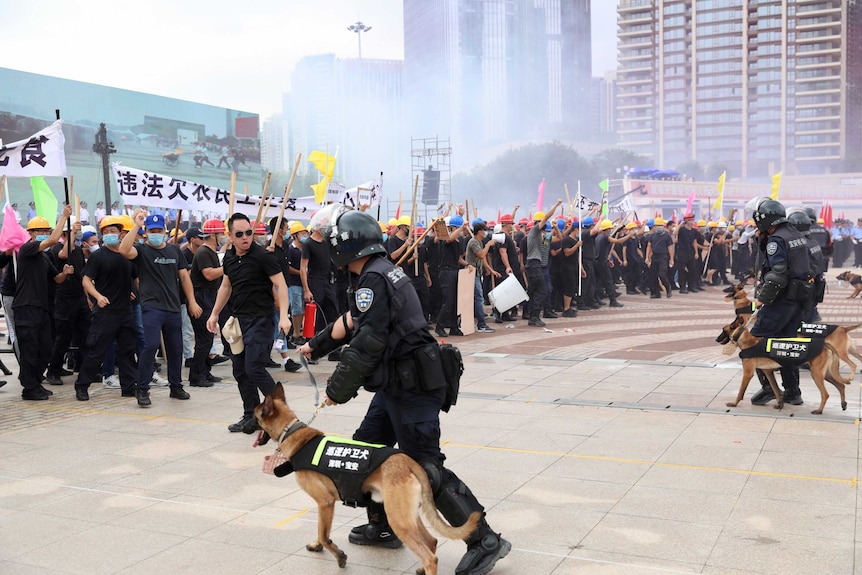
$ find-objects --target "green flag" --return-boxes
[599,178,609,217]
[30,177,59,223]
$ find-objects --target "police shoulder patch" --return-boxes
[355,287,374,312]
[766,241,778,256]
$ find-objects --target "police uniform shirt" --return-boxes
[287,242,304,287]
[134,243,185,313]
[301,237,333,280]
[84,247,136,315]
[13,241,59,309]
[190,245,221,291]
[223,241,281,318]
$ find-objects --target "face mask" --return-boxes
[74,240,82,247]
[102,233,120,246]
[147,233,164,246]
[381,233,388,242]
[217,234,227,246]
[35,235,49,242]
[300,236,309,244]
[256,237,267,246]
[283,233,291,242]
[544,233,552,241]
[89,243,100,253]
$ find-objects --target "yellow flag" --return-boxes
[770,172,781,200]
[712,171,726,211]
[311,179,329,204]
[308,150,336,180]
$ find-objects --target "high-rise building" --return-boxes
[261,114,285,173]
[616,0,862,178]
[591,70,618,143]
[403,0,592,166]
[285,55,406,186]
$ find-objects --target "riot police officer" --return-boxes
[804,207,832,270]
[749,200,812,406]
[298,205,510,575]
[787,208,825,323]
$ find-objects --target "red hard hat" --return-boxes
[254,220,268,235]
[500,213,514,224]
[518,217,529,226]
[203,218,224,235]
[487,220,496,227]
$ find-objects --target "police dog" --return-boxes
[837,271,862,298]
[253,382,479,575]
[716,315,853,414]
[723,281,754,322]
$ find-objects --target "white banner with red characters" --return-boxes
[0,120,67,177]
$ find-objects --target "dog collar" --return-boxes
[276,418,307,447]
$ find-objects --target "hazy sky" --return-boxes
[2,0,617,117]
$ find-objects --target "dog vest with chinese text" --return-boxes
[797,323,838,337]
[739,337,825,365]
[282,435,400,505]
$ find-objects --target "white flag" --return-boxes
[0,120,67,177]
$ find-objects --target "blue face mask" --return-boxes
[35,234,49,242]
[102,233,120,246]
[299,236,309,244]
[544,232,552,241]
[382,233,389,242]
[147,233,164,246]
[283,233,291,242]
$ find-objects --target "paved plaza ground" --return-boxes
[2,266,862,574]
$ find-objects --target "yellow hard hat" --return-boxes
[289,221,306,236]
[117,214,135,231]
[817,218,825,224]
[696,219,707,227]
[397,215,411,227]
[98,215,124,231]
[728,225,736,231]
[26,216,52,231]
[735,220,743,226]
[718,217,727,222]
[624,221,638,230]
[533,211,545,221]
[708,221,718,228]
[654,217,666,226]
[599,218,614,231]
[378,221,387,233]
[387,217,397,227]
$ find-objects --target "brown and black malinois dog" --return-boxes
[723,281,755,323]
[254,382,480,575]
[837,270,862,298]
[716,315,854,414]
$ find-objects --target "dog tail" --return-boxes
[416,468,481,541]
[843,324,862,334]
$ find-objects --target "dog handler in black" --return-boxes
[207,213,292,434]
[298,205,510,575]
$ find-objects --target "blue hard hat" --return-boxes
[582,216,595,227]
[473,217,484,224]
[556,219,566,231]
[449,215,464,227]
[646,218,655,227]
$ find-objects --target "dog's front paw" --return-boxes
[307,542,323,552]
[725,401,739,407]
[337,550,347,568]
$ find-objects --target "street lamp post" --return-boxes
[92,123,116,212]
[347,21,372,60]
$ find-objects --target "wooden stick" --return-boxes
[74,192,80,222]
[472,198,478,219]
[173,209,183,244]
[397,218,440,266]
[270,153,302,248]
[511,204,519,221]
[410,175,419,274]
[228,171,237,217]
[252,172,273,230]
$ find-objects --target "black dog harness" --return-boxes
[739,337,825,365]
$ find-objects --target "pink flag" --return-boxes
[685,191,695,216]
[0,204,31,253]
[536,179,545,211]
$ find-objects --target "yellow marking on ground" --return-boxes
[526,397,537,404]
[446,442,857,487]
[18,403,232,426]
[274,509,310,526]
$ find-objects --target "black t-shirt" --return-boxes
[13,241,59,309]
[134,243,184,312]
[223,241,281,318]
[549,240,562,272]
[677,226,697,254]
[51,243,87,301]
[561,236,578,267]
[595,233,612,261]
[84,247,135,314]
[191,245,221,291]
[181,246,194,267]
[649,231,674,256]
[272,242,291,282]
[439,237,461,269]
[287,243,303,287]
[580,229,596,259]
[302,237,332,280]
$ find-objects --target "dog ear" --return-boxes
[260,394,274,421]
[274,381,285,402]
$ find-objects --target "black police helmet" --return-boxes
[786,208,810,232]
[753,199,787,233]
[803,207,817,224]
[326,208,387,267]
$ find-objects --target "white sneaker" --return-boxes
[150,373,170,387]
[102,375,120,389]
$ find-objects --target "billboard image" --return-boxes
[0,67,260,225]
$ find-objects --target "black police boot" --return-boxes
[780,366,803,405]
[348,501,402,549]
[455,520,512,575]
[751,369,776,405]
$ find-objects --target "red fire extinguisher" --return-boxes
[303,301,317,338]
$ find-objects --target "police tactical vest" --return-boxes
[769,224,811,280]
[808,224,829,249]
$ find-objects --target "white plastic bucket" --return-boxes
[488,274,529,313]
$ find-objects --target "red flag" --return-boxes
[825,204,833,228]
[497,207,501,222]
[395,204,401,220]
[819,201,826,221]
[536,178,545,211]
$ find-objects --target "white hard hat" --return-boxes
[82,225,98,235]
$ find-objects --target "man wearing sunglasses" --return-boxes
[120,210,203,407]
[207,213,292,434]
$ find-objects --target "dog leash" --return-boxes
[298,354,326,425]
